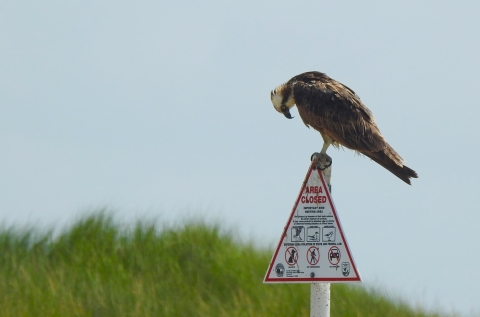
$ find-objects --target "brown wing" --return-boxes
[291,71,404,166]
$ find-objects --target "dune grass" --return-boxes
[0,213,450,317]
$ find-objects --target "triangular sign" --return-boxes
[264,161,362,283]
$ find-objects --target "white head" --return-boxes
[270,83,296,119]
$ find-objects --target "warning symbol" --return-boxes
[322,227,336,242]
[285,247,298,265]
[328,246,341,265]
[307,246,320,265]
[291,226,304,242]
[307,226,320,242]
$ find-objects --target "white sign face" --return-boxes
[264,162,361,283]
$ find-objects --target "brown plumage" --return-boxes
[270,71,418,185]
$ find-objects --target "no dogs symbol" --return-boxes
[285,247,298,265]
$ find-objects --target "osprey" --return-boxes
[271,71,418,185]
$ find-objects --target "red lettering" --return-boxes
[301,195,326,204]
[305,186,323,194]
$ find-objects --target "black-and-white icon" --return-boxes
[307,226,320,242]
[291,226,304,242]
[285,246,298,265]
[341,262,350,277]
[322,227,336,242]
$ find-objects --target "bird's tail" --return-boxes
[363,147,418,185]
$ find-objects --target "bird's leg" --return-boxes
[311,140,332,170]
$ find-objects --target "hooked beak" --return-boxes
[281,105,293,119]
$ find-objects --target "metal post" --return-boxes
[310,164,331,317]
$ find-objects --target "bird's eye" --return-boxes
[270,90,274,99]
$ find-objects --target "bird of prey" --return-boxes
[270,71,418,185]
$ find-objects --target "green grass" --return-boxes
[0,213,451,317]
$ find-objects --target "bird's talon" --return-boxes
[311,152,332,170]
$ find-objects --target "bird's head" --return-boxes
[270,83,295,119]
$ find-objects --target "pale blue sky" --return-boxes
[1,1,480,315]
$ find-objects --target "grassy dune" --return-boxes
[0,213,448,317]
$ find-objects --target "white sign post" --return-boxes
[264,160,361,316]
[312,164,332,317]
[311,283,330,317]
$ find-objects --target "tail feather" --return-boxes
[363,149,418,185]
